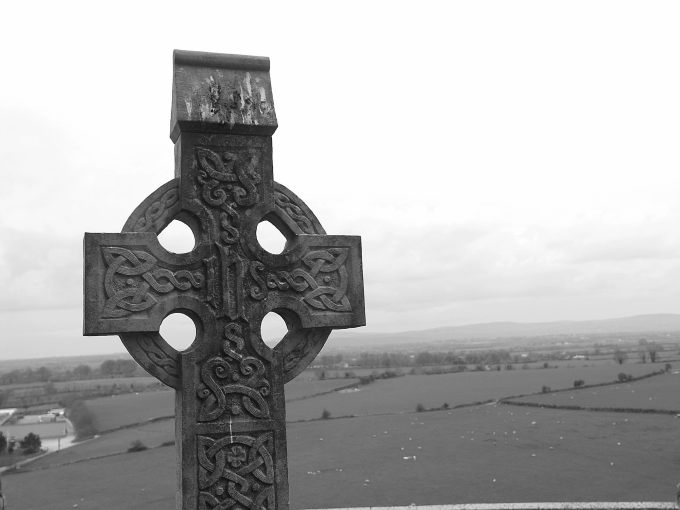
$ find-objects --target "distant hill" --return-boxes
[0,352,131,372]
[331,313,680,349]
[5,314,680,365]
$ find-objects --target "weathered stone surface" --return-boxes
[83,49,365,510]
[170,49,277,141]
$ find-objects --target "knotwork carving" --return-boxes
[249,261,267,301]
[102,247,204,318]
[197,323,271,421]
[274,189,315,234]
[196,147,261,245]
[131,186,179,231]
[250,248,352,312]
[120,333,181,389]
[282,328,329,375]
[198,433,274,510]
[137,336,180,379]
[205,245,248,320]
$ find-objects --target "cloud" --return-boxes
[0,227,82,310]
[354,216,680,324]
[5,203,680,340]
[555,226,680,264]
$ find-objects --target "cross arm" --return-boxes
[249,234,365,330]
[83,232,206,336]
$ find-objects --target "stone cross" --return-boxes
[83,50,365,510]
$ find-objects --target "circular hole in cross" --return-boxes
[260,311,288,349]
[256,220,287,255]
[160,312,197,351]
[158,219,196,254]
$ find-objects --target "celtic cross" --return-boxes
[83,50,365,510]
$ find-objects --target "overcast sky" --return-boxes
[1,1,680,359]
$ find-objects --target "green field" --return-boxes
[4,446,175,509]
[286,364,665,421]
[53,377,159,391]
[509,371,680,411]
[287,406,680,507]
[4,363,678,509]
[5,406,680,509]
[0,377,160,396]
[285,377,360,400]
[26,418,175,472]
[81,365,665,432]
[86,391,175,432]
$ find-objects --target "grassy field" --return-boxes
[4,446,176,509]
[0,377,160,395]
[285,377,360,400]
[85,391,175,432]
[5,406,680,509]
[54,377,159,391]
[287,406,680,508]
[508,371,680,411]
[286,363,665,421]
[3,363,677,509]
[80,365,665,431]
[26,418,175,472]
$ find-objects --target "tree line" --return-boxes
[0,431,42,455]
[317,349,540,369]
[0,358,145,386]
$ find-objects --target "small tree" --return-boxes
[20,432,41,454]
[0,431,6,454]
[128,439,148,452]
[321,408,331,419]
[100,359,117,377]
[647,343,662,363]
[35,366,51,382]
[67,399,97,439]
[416,403,426,412]
[573,379,585,388]
[618,372,632,383]
[613,349,628,365]
[73,364,93,379]
[115,359,138,377]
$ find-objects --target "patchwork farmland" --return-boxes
[75,362,669,434]
[5,406,680,509]
[285,362,667,420]
[3,358,679,509]
[507,370,680,412]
